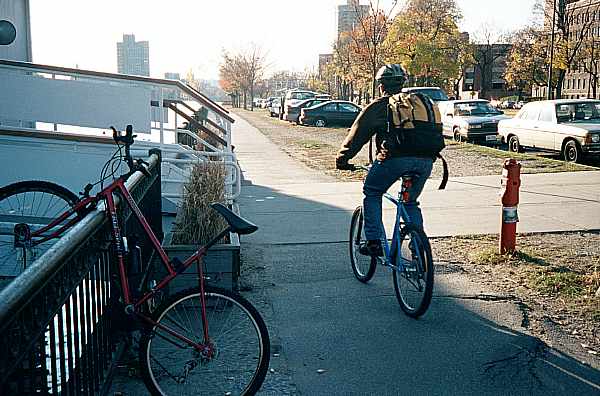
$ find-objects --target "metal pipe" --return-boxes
[547,0,558,99]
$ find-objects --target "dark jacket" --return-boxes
[336,96,389,164]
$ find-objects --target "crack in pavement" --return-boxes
[483,339,548,390]
[435,293,518,302]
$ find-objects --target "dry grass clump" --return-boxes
[172,162,227,245]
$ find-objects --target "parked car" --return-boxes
[283,90,320,121]
[285,98,332,123]
[498,99,600,163]
[402,86,449,102]
[268,98,281,117]
[299,100,361,127]
[263,97,276,109]
[439,100,509,144]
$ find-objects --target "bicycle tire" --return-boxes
[139,286,270,396]
[0,180,80,276]
[349,206,377,283]
[392,224,434,318]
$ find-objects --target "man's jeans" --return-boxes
[363,157,433,241]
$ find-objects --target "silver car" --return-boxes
[498,99,600,163]
[439,100,509,144]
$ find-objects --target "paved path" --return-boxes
[232,113,600,395]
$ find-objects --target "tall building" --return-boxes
[336,0,369,37]
[117,34,149,76]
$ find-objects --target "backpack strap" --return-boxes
[437,154,449,190]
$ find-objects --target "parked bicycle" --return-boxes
[348,164,434,318]
[0,126,270,395]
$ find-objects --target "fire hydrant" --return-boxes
[500,159,521,254]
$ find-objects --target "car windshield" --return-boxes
[409,89,448,101]
[454,102,500,116]
[556,102,600,123]
[289,92,315,100]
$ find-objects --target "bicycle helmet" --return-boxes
[375,64,408,89]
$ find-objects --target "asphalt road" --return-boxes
[233,114,600,395]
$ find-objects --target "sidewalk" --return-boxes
[233,113,600,244]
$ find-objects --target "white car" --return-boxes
[438,100,509,144]
[498,99,600,163]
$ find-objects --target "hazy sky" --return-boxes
[29,0,538,80]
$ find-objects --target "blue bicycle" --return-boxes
[349,165,434,318]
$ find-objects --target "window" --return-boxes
[578,78,581,89]
[323,103,338,112]
[539,105,555,122]
[339,103,359,112]
[524,105,541,121]
[556,102,600,123]
[584,79,587,90]
[567,79,571,89]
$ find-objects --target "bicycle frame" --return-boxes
[24,173,227,353]
[377,191,412,271]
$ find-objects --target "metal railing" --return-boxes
[0,60,241,203]
[0,149,162,395]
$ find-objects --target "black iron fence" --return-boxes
[0,149,162,395]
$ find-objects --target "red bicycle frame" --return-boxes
[27,174,227,352]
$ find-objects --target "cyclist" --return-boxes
[335,64,434,257]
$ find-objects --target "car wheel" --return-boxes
[508,135,521,153]
[562,139,581,163]
[453,128,462,142]
[315,117,327,128]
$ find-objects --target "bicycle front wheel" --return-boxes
[349,206,376,283]
[0,180,79,277]
[392,225,434,318]
[139,286,270,396]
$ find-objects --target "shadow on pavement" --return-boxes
[238,181,600,396]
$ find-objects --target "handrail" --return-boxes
[0,59,234,124]
[166,102,227,147]
[166,99,229,136]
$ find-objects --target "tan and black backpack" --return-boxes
[384,92,448,189]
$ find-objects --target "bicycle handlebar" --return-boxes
[109,125,150,178]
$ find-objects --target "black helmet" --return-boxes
[375,64,408,87]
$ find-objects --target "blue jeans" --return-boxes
[363,157,433,240]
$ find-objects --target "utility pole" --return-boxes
[547,0,558,100]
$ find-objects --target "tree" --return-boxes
[471,26,510,100]
[539,0,595,98]
[218,45,267,110]
[384,0,465,93]
[348,0,399,99]
[505,27,550,100]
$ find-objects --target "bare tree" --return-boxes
[470,26,510,100]
[540,0,595,98]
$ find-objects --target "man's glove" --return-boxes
[336,159,355,171]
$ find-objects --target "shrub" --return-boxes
[171,162,227,245]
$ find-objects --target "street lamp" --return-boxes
[547,0,558,100]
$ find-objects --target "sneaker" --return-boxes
[359,240,383,257]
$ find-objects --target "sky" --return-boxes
[29,0,538,80]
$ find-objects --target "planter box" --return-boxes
[161,231,240,293]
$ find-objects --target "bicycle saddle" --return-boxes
[211,203,258,235]
[400,173,420,180]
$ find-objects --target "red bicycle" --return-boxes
[0,126,270,395]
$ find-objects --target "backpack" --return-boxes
[385,92,448,189]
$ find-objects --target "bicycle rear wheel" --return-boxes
[139,286,270,396]
[349,206,376,283]
[392,225,434,318]
[0,180,79,277]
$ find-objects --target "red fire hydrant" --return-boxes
[500,159,521,254]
